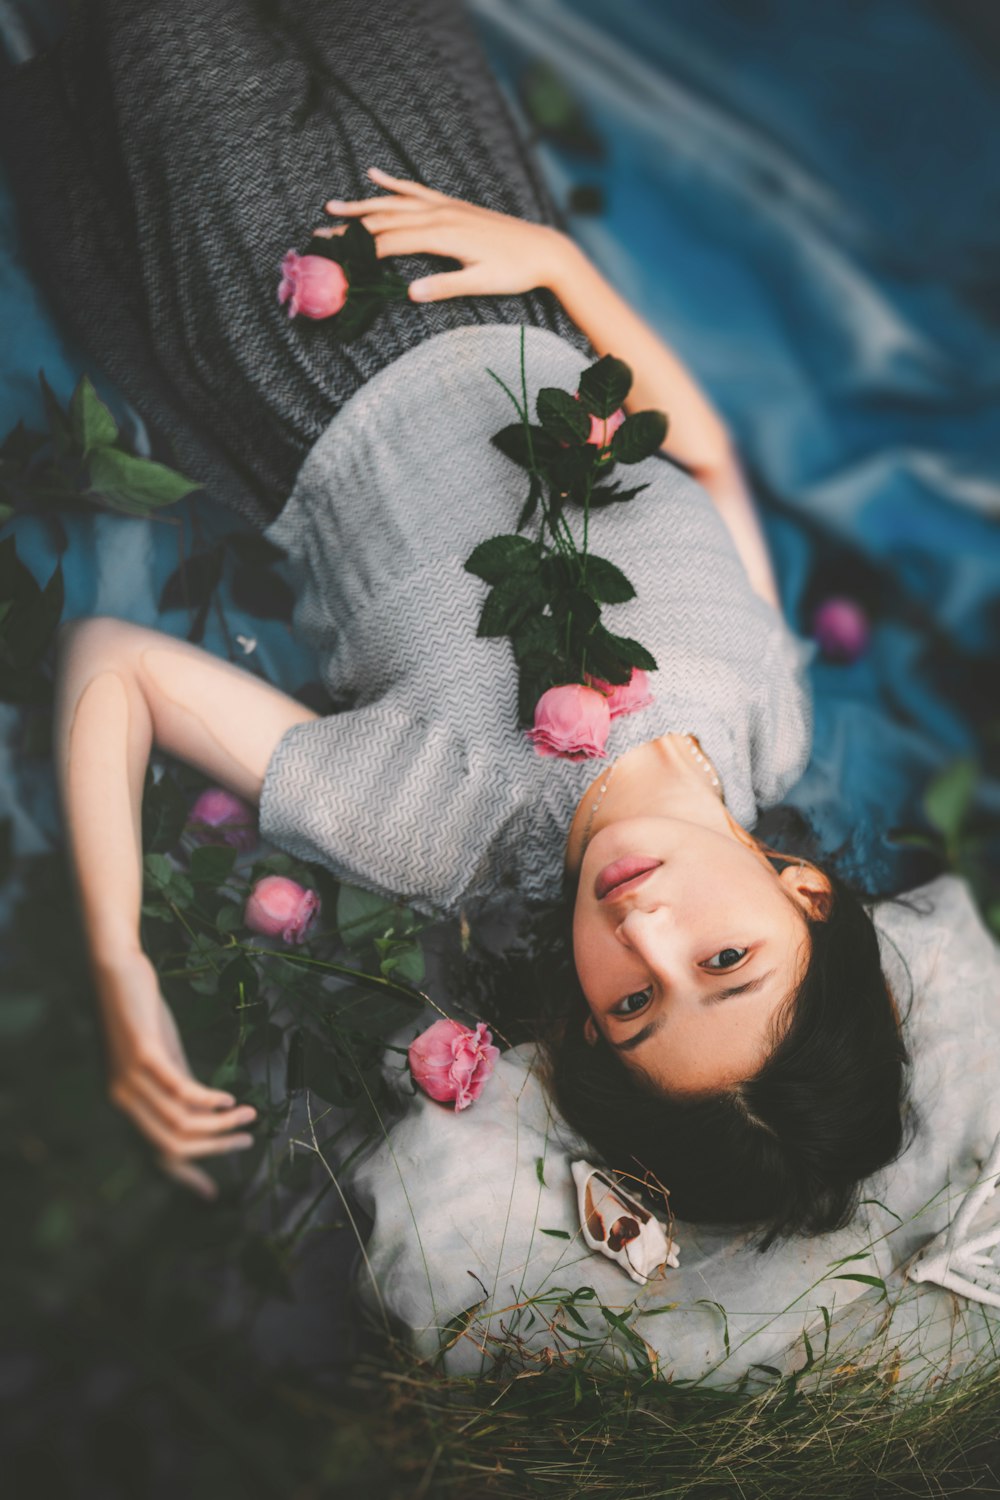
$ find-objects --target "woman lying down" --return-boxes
[31,1,909,1265]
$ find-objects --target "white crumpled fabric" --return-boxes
[347,875,1000,1389]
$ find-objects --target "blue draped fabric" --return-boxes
[2,0,998,901]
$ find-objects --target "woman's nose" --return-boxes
[614,902,673,955]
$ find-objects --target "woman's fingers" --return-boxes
[365,166,448,201]
[323,192,426,218]
[139,1047,241,1111]
[129,1071,257,1139]
[112,1078,256,1158]
[158,1155,219,1201]
[408,268,492,303]
[367,225,468,262]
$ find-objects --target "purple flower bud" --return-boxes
[187,787,258,853]
[811,597,870,663]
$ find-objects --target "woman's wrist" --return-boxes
[542,230,590,297]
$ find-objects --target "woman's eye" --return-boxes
[702,947,748,971]
[613,987,653,1017]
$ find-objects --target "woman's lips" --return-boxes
[595,856,663,902]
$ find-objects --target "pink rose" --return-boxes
[811,597,870,663]
[277,251,349,320]
[585,407,626,449]
[585,667,654,719]
[244,874,320,945]
[186,787,257,853]
[526,683,611,760]
[573,393,626,451]
[408,1018,499,1111]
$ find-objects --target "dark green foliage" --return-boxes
[476,335,664,722]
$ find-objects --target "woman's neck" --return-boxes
[564,732,729,879]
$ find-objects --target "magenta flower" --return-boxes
[408,1018,499,1111]
[811,597,870,663]
[526,683,611,760]
[584,667,654,719]
[244,875,320,945]
[278,251,349,320]
[186,787,258,854]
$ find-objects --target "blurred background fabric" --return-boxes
[1,0,998,891]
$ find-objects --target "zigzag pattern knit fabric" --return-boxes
[0,0,588,529]
[258,324,816,917]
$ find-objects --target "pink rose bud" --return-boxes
[407,1018,500,1111]
[584,667,654,719]
[244,874,320,945]
[186,787,258,853]
[585,407,626,449]
[811,597,870,663]
[526,683,612,760]
[277,251,349,320]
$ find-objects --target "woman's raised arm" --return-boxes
[52,616,318,1197]
[316,168,780,610]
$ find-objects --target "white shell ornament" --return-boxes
[571,1160,680,1285]
[908,1129,1000,1308]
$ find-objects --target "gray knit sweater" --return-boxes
[258,325,814,917]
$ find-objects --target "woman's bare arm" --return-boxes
[53,615,318,1196]
[317,168,780,610]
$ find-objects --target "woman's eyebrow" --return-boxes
[611,968,779,1053]
[611,1018,664,1053]
[703,967,777,1005]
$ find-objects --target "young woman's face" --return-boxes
[572,815,826,1094]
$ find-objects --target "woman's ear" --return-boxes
[583,1014,600,1046]
[778,861,833,921]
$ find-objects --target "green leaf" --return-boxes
[87,447,200,514]
[337,884,398,947]
[188,844,237,886]
[535,1156,547,1188]
[69,375,118,453]
[578,355,632,418]
[593,624,657,673]
[491,423,556,471]
[581,555,636,605]
[511,614,560,663]
[465,534,539,585]
[536,387,590,445]
[540,1228,571,1240]
[547,444,595,497]
[832,1273,887,1294]
[611,410,669,464]
[923,759,978,841]
[564,589,601,638]
[216,902,243,934]
[478,575,544,638]
[143,853,174,892]
[517,474,543,531]
[587,482,649,508]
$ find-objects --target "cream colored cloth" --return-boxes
[349,875,1000,1390]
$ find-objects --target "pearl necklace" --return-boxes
[579,732,724,851]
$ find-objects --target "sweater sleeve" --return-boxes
[748,621,816,812]
[256,699,520,918]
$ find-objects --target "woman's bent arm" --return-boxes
[548,240,780,610]
[53,616,318,1195]
[320,171,781,610]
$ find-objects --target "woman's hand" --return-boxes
[97,949,258,1200]
[314,166,570,303]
